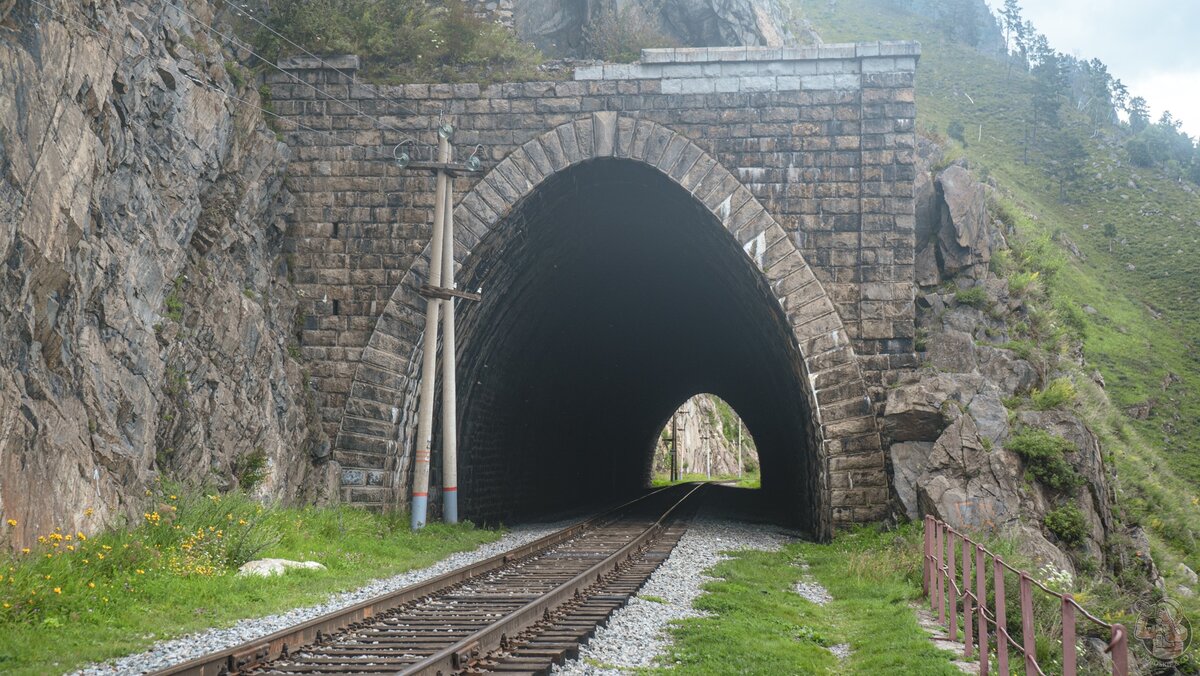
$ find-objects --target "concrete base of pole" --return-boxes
[443,488,457,524]
[411,494,428,530]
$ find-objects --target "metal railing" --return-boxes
[923,516,1129,675]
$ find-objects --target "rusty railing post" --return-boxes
[936,523,945,621]
[948,531,958,642]
[1020,573,1037,673]
[1062,594,1076,676]
[962,539,973,658]
[1110,624,1128,676]
[976,545,988,675]
[924,516,932,596]
[994,557,1008,674]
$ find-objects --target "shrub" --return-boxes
[1043,503,1088,545]
[1031,377,1076,410]
[948,119,967,146]
[245,0,544,83]
[1007,428,1083,490]
[581,3,676,63]
[1007,270,1040,296]
[954,286,989,309]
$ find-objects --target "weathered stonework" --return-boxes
[269,43,920,532]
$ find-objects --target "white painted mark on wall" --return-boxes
[743,230,766,269]
[718,195,733,222]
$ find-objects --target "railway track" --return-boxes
[152,483,705,676]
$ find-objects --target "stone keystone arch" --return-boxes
[333,113,886,532]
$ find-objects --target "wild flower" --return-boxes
[6,519,16,527]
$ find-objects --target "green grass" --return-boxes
[797,0,1200,632]
[0,488,501,675]
[656,525,964,674]
[650,472,760,488]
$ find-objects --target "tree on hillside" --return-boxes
[1000,0,1023,77]
[1025,36,1067,164]
[1128,96,1150,133]
[1045,124,1088,201]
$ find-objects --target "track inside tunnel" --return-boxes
[439,158,824,533]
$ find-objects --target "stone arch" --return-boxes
[334,114,883,535]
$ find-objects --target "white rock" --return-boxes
[236,558,327,577]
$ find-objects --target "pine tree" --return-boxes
[1128,97,1150,133]
[1000,0,1023,78]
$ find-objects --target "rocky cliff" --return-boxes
[513,0,803,57]
[0,0,330,547]
[652,394,759,480]
[886,138,1125,575]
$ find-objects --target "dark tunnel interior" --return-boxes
[438,158,824,532]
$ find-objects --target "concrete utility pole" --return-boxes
[439,164,458,524]
[737,418,743,479]
[670,413,679,482]
[400,124,482,530]
[409,131,450,531]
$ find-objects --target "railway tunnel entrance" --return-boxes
[448,157,822,533]
[340,116,888,540]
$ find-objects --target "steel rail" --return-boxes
[149,486,680,676]
[402,482,706,674]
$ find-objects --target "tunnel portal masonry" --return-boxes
[272,43,921,537]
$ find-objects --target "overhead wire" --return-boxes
[223,2,423,119]
[26,0,397,162]
[166,0,416,137]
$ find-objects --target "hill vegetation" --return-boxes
[794,0,1200,631]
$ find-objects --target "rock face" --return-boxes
[0,1,331,547]
[652,394,758,479]
[887,138,1119,573]
[514,0,795,57]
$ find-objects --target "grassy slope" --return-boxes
[0,496,501,675]
[795,0,1200,613]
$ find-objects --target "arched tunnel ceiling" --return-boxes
[442,158,823,532]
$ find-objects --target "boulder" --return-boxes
[935,165,992,275]
[927,329,977,373]
[977,346,1038,396]
[889,441,933,519]
[915,416,1024,534]
[967,384,1009,446]
[915,242,941,288]
[236,558,327,578]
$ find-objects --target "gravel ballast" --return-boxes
[553,514,803,674]
[74,520,574,675]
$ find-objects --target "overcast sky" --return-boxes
[984,0,1200,138]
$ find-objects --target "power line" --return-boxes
[26,0,395,161]
[225,3,422,119]
[166,1,414,137]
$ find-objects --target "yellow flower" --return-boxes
[88,582,95,589]
[136,569,144,575]
[43,575,50,580]
[2,602,9,608]
[238,519,247,526]
[37,536,46,543]
[20,548,29,555]
[83,559,89,564]
[6,519,16,527]
[84,508,94,517]
[169,495,177,500]
[66,545,75,552]
[102,597,108,603]
[97,553,105,560]
[77,532,86,541]
[53,587,61,594]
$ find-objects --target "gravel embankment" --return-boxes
[553,515,803,674]
[74,520,576,675]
